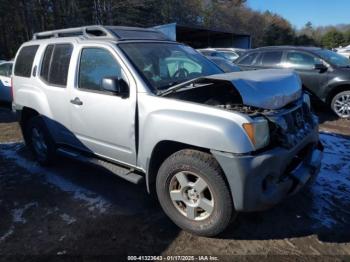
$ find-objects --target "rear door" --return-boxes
[69,45,137,166]
[37,43,74,144]
[282,50,329,96]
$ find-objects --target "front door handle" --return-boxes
[70,97,83,106]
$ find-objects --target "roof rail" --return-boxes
[32,25,116,40]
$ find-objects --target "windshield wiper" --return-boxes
[157,78,214,96]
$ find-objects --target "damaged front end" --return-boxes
[162,69,315,150]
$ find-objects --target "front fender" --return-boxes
[137,94,254,170]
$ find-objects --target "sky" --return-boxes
[247,0,350,29]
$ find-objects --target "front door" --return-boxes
[69,46,137,166]
[283,51,329,97]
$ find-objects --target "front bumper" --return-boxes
[212,127,323,212]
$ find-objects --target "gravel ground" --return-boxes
[0,105,349,261]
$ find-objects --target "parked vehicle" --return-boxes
[0,61,13,102]
[336,45,350,59]
[197,48,243,62]
[12,26,323,236]
[207,56,241,72]
[235,46,350,118]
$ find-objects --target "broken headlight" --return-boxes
[242,117,270,150]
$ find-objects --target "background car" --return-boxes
[235,46,350,118]
[0,61,13,102]
[197,48,244,62]
[336,45,350,59]
[207,56,241,72]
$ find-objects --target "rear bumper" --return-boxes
[212,127,323,212]
[0,85,11,102]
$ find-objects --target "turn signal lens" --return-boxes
[242,118,270,150]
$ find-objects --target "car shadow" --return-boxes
[0,103,16,124]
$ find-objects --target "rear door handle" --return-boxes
[70,97,83,106]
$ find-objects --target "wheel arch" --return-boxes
[146,140,210,194]
[326,84,350,105]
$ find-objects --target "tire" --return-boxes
[156,149,235,237]
[25,116,56,166]
[331,90,350,119]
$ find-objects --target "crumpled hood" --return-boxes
[205,69,302,110]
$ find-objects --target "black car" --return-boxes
[235,46,350,118]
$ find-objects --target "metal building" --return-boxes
[153,23,251,49]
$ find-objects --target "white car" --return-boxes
[336,45,350,59]
[0,61,13,102]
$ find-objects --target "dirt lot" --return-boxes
[0,104,349,261]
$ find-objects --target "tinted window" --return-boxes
[237,52,258,65]
[285,51,319,70]
[14,45,39,77]
[260,51,283,66]
[0,63,12,77]
[49,44,73,86]
[79,48,122,91]
[40,45,54,82]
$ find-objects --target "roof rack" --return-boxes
[33,25,115,40]
[32,25,171,41]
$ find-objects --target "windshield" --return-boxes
[219,51,239,61]
[119,43,222,92]
[315,49,350,67]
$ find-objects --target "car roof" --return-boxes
[26,25,172,45]
[248,46,323,52]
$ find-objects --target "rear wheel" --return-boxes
[156,149,234,237]
[25,116,56,165]
[331,90,350,118]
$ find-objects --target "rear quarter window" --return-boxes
[14,45,39,77]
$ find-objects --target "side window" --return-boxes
[260,51,283,66]
[237,52,258,66]
[40,45,54,82]
[285,51,319,70]
[49,44,73,86]
[0,64,8,76]
[78,48,122,91]
[14,45,39,77]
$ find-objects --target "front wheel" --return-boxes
[156,149,235,237]
[331,90,350,118]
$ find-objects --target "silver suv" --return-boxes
[12,26,323,236]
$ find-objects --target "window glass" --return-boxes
[285,52,319,69]
[14,45,39,77]
[0,63,13,77]
[49,44,73,86]
[40,45,54,82]
[0,64,7,76]
[260,51,283,66]
[119,43,222,92]
[79,48,122,91]
[237,52,258,65]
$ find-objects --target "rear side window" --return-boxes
[237,52,258,65]
[0,63,12,77]
[260,51,283,66]
[40,45,54,82]
[14,45,39,77]
[40,44,73,87]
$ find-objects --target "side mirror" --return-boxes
[101,77,129,97]
[314,63,327,72]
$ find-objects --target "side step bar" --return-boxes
[57,148,144,185]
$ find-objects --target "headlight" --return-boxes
[303,93,311,109]
[243,117,270,150]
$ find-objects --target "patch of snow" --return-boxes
[310,133,350,228]
[12,202,38,224]
[60,213,76,225]
[0,143,111,214]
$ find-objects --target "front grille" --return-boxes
[268,101,316,149]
